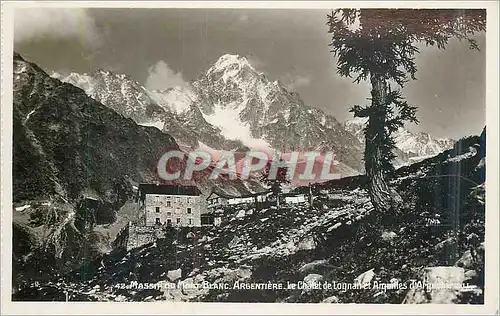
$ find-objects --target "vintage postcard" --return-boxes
[1,1,498,315]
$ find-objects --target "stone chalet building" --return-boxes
[122,184,205,250]
[138,183,203,227]
[206,191,230,210]
[121,184,312,250]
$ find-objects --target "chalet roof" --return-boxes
[139,183,201,196]
[281,192,307,197]
[207,188,272,200]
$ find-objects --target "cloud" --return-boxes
[246,55,265,70]
[145,60,188,91]
[14,8,100,46]
[238,14,249,23]
[282,74,312,91]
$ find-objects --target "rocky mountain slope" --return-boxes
[344,117,455,164]
[12,53,262,293]
[51,70,242,151]
[13,51,183,290]
[14,130,486,304]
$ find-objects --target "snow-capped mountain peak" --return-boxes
[204,54,263,87]
[147,86,196,115]
[52,69,166,124]
[343,117,368,141]
[51,53,365,174]
[343,117,455,163]
[210,54,255,73]
[193,54,365,172]
[52,72,97,94]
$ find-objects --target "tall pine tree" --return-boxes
[327,9,486,213]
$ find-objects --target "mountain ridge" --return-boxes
[52,53,456,174]
[344,117,456,165]
[12,53,263,290]
[52,54,365,175]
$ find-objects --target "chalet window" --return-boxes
[167,211,171,217]
[166,201,171,207]
[155,218,161,225]
[187,208,192,214]
[155,207,160,213]
[188,218,192,225]
[176,197,181,203]
[176,218,181,224]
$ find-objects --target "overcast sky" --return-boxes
[14,8,486,140]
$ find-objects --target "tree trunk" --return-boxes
[365,74,403,212]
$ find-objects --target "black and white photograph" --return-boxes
[1,1,499,314]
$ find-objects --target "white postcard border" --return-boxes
[1,1,498,315]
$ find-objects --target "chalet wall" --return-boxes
[207,196,229,210]
[144,194,202,227]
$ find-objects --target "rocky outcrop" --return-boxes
[12,52,180,287]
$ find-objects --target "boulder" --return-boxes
[464,269,478,280]
[228,236,241,248]
[298,259,329,274]
[455,250,474,269]
[218,267,252,283]
[402,266,465,304]
[322,295,339,303]
[163,287,185,302]
[303,273,323,287]
[297,236,316,251]
[354,268,375,286]
[285,240,297,252]
[381,231,397,241]
[177,277,209,299]
[167,268,182,282]
[434,237,455,250]
[114,294,126,302]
